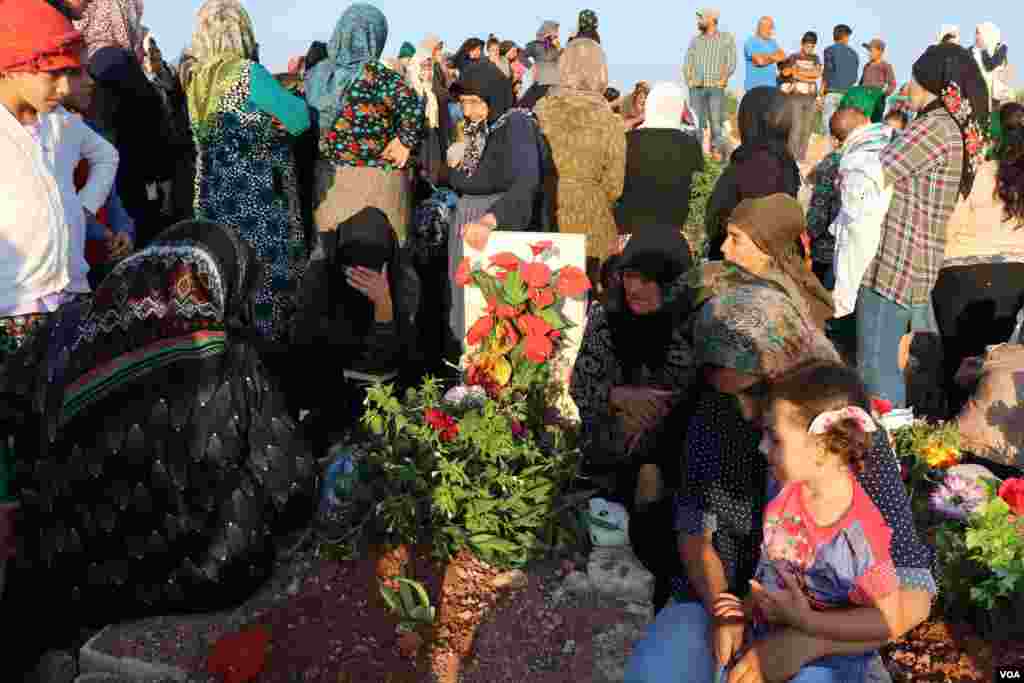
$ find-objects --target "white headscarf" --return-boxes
[977,22,1002,51]
[640,82,685,130]
[937,24,961,44]
[406,47,439,128]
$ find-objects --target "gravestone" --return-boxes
[451,231,588,422]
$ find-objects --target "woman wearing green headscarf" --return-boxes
[187,0,311,342]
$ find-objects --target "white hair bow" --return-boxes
[808,406,878,435]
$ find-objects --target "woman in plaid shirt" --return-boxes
[857,44,989,408]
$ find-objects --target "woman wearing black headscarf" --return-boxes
[571,228,698,610]
[1,221,316,674]
[286,208,420,448]
[453,37,485,74]
[703,86,801,260]
[445,61,548,335]
[89,45,177,248]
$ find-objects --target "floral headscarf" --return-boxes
[551,37,608,103]
[912,43,990,198]
[74,0,144,61]
[186,0,257,132]
[690,263,840,381]
[305,3,388,135]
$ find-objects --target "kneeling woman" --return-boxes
[2,221,316,674]
[288,208,420,446]
[571,229,698,609]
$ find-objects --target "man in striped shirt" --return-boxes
[684,8,736,161]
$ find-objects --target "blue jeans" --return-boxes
[822,93,845,136]
[690,87,726,153]
[856,287,911,407]
[624,601,871,683]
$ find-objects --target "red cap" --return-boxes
[0,0,84,73]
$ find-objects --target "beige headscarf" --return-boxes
[406,47,439,128]
[551,37,608,103]
[187,0,257,133]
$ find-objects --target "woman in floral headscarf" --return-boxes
[534,38,626,288]
[187,0,311,341]
[74,0,144,61]
[623,251,935,681]
[305,3,424,241]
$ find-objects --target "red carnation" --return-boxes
[520,261,552,289]
[555,265,591,298]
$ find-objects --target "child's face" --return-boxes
[4,68,75,116]
[801,42,817,56]
[759,401,827,484]
[869,47,883,61]
[886,115,904,130]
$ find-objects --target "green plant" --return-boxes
[360,377,581,568]
[380,577,436,633]
[685,157,725,257]
[964,496,1024,610]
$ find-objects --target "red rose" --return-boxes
[517,314,553,339]
[520,261,552,289]
[466,315,494,346]
[555,265,592,298]
[999,478,1024,516]
[523,333,554,363]
[529,241,554,257]
[489,252,521,271]
[529,287,555,309]
[455,258,473,287]
[871,398,893,416]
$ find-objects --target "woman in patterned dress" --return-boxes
[305,3,425,242]
[534,38,626,290]
[186,0,311,341]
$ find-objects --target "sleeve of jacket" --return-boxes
[73,115,119,215]
[249,63,312,135]
[603,123,627,203]
[570,303,630,462]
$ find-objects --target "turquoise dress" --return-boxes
[193,61,311,340]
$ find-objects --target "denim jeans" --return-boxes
[822,93,844,136]
[690,87,726,153]
[624,601,872,682]
[856,287,911,407]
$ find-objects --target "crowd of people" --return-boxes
[0,0,1022,681]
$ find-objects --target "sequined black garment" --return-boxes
[1,222,315,659]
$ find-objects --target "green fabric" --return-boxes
[249,63,311,135]
[839,86,886,123]
[187,0,258,132]
[398,41,416,59]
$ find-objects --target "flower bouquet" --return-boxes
[890,419,962,523]
[454,240,590,412]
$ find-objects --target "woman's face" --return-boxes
[759,400,822,484]
[468,47,482,61]
[722,224,771,274]
[975,28,985,49]
[459,94,489,123]
[622,271,662,315]
[487,43,499,60]
[418,59,432,82]
[635,91,648,113]
[506,47,518,63]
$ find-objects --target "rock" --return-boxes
[561,639,576,656]
[592,621,649,683]
[79,629,189,682]
[561,571,592,597]
[491,569,528,591]
[396,631,423,660]
[623,602,654,621]
[587,546,654,605]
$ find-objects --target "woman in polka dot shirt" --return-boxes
[624,273,935,682]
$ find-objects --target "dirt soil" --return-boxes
[882,619,1024,682]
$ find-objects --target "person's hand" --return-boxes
[727,628,818,683]
[346,263,393,314]
[749,570,811,629]
[109,232,133,259]
[462,214,496,251]
[382,138,411,168]
[610,386,675,430]
[447,141,467,168]
[710,617,746,671]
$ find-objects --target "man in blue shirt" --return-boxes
[744,16,786,92]
[822,24,860,133]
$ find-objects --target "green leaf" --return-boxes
[503,270,528,306]
[380,584,401,613]
[399,579,417,612]
[537,307,568,330]
[396,577,432,608]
